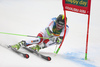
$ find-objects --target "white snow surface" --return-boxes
[0,0,100,67]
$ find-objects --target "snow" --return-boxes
[0,0,100,67]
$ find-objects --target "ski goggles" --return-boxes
[56,22,64,28]
[57,21,65,26]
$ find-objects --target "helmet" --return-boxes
[56,14,67,26]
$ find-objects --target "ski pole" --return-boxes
[0,32,49,39]
[55,10,67,54]
[54,44,58,53]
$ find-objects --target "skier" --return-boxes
[11,14,69,51]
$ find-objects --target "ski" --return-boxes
[0,44,29,59]
[23,47,51,61]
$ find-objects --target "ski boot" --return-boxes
[30,45,41,52]
[11,40,26,50]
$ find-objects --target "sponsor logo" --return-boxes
[65,0,88,7]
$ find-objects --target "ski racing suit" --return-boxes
[25,18,69,48]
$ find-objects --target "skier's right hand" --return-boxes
[49,34,56,42]
[49,36,56,42]
[49,33,54,38]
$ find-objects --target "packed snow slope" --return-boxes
[0,0,100,67]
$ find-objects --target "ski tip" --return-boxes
[23,54,29,59]
[47,57,51,61]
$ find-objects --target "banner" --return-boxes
[62,0,91,15]
[62,0,91,60]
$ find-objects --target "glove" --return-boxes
[49,36,56,42]
[49,34,62,44]
[49,33,54,38]
[56,37,62,44]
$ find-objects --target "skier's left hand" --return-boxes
[49,34,62,44]
[56,37,62,44]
